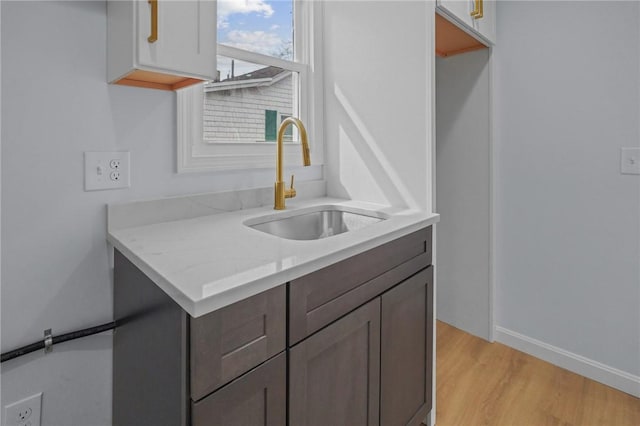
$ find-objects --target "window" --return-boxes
[177,0,323,172]
[203,60,296,144]
[280,114,293,142]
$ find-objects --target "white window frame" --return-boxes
[177,0,323,173]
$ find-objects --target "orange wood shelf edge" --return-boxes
[113,69,203,91]
[435,13,488,58]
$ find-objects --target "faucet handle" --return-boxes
[285,175,297,199]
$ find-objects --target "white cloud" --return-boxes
[270,24,280,30]
[218,0,274,26]
[225,30,283,56]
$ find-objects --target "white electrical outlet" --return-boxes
[621,147,640,175]
[84,152,131,191]
[4,393,42,426]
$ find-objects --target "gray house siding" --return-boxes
[204,74,293,142]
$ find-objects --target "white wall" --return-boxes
[436,49,491,340]
[323,1,434,211]
[494,0,640,391]
[0,2,318,424]
[0,0,3,410]
[322,4,436,423]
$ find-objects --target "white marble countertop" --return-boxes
[108,193,439,318]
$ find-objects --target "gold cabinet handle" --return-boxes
[476,0,484,19]
[471,0,484,19]
[471,0,480,17]
[148,0,158,43]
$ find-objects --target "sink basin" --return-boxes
[245,205,387,240]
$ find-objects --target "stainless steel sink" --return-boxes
[245,206,387,240]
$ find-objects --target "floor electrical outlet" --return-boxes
[84,151,131,191]
[4,393,42,426]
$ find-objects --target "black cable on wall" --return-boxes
[1,321,117,363]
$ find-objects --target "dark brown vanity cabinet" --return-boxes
[381,268,433,426]
[191,353,287,426]
[113,250,286,426]
[288,227,433,426]
[290,298,382,426]
[113,226,433,426]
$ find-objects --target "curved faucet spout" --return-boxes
[275,117,311,210]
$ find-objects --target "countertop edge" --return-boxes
[109,213,439,318]
[108,234,198,315]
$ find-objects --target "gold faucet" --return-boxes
[275,117,311,210]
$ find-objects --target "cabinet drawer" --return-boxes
[191,352,286,426]
[289,227,432,344]
[190,285,286,401]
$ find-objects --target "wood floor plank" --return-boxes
[436,321,640,426]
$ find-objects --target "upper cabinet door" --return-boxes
[136,0,216,79]
[471,0,496,44]
[437,0,496,45]
[108,0,217,91]
[437,0,475,29]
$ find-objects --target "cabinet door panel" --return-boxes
[290,299,381,426]
[191,352,286,426]
[137,0,216,77]
[381,267,434,426]
[190,285,286,401]
[438,0,495,45]
[474,0,495,44]
[437,0,475,29]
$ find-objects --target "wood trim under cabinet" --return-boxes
[114,69,203,91]
[435,13,487,58]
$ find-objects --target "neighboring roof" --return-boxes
[205,66,292,93]
[225,66,286,82]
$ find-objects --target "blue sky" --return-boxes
[218,0,293,61]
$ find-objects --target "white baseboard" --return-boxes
[494,326,640,398]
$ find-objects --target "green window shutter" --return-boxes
[265,110,277,141]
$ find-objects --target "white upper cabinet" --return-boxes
[437,0,495,45]
[438,0,475,29]
[472,0,496,44]
[108,0,216,91]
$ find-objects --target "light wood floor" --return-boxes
[436,321,640,426]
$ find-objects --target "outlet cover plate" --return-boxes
[84,151,131,191]
[4,392,42,426]
[621,147,640,175]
